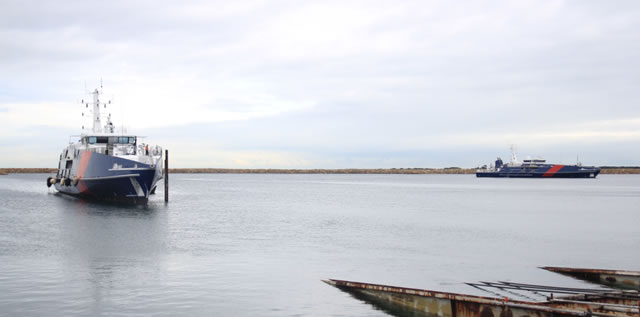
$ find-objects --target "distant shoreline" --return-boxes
[2,167,640,175]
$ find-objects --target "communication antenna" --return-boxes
[577,155,582,166]
[81,96,88,131]
[120,92,125,134]
[509,144,518,164]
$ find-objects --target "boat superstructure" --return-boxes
[476,146,600,178]
[47,87,163,204]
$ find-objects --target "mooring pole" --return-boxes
[164,149,169,202]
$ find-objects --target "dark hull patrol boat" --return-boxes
[476,146,600,178]
[47,86,163,204]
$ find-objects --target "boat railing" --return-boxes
[137,144,163,166]
[87,145,106,155]
[477,165,500,172]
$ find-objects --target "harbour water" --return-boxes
[0,173,639,316]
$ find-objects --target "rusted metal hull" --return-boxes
[324,279,639,317]
[542,267,640,291]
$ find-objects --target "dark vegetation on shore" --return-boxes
[2,167,640,175]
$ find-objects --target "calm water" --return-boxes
[0,173,638,316]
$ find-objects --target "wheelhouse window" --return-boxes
[85,136,135,145]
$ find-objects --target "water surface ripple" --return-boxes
[0,174,638,316]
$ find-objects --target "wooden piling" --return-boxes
[164,149,168,202]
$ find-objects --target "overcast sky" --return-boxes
[1,0,639,168]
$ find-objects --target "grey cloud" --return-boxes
[2,0,640,167]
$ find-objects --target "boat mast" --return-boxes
[510,144,518,164]
[92,88,102,133]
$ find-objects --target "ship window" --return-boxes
[97,137,108,143]
[108,137,118,144]
[129,137,136,144]
[119,137,129,144]
[88,137,97,144]
[65,160,73,169]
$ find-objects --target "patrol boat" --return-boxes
[47,87,163,204]
[476,147,600,178]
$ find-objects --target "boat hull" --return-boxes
[476,165,600,178]
[476,171,599,178]
[54,151,161,204]
[542,266,640,291]
[325,279,638,317]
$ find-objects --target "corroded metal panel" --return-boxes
[559,293,640,307]
[325,279,640,317]
[323,280,604,317]
[358,289,454,317]
[453,301,557,317]
[544,299,639,317]
[600,274,640,291]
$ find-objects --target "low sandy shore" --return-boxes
[2,167,639,174]
[1,168,56,175]
[166,168,476,174]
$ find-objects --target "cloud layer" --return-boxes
[1,0,639,167]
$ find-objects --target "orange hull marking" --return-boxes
[543,164,564,177]
[77,151,92,179]
[77,180,89,194]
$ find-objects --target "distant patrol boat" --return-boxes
[476,146,600,178]
[47,87,163,204]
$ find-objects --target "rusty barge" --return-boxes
[324,271,640,317]
[542,267,640,291]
